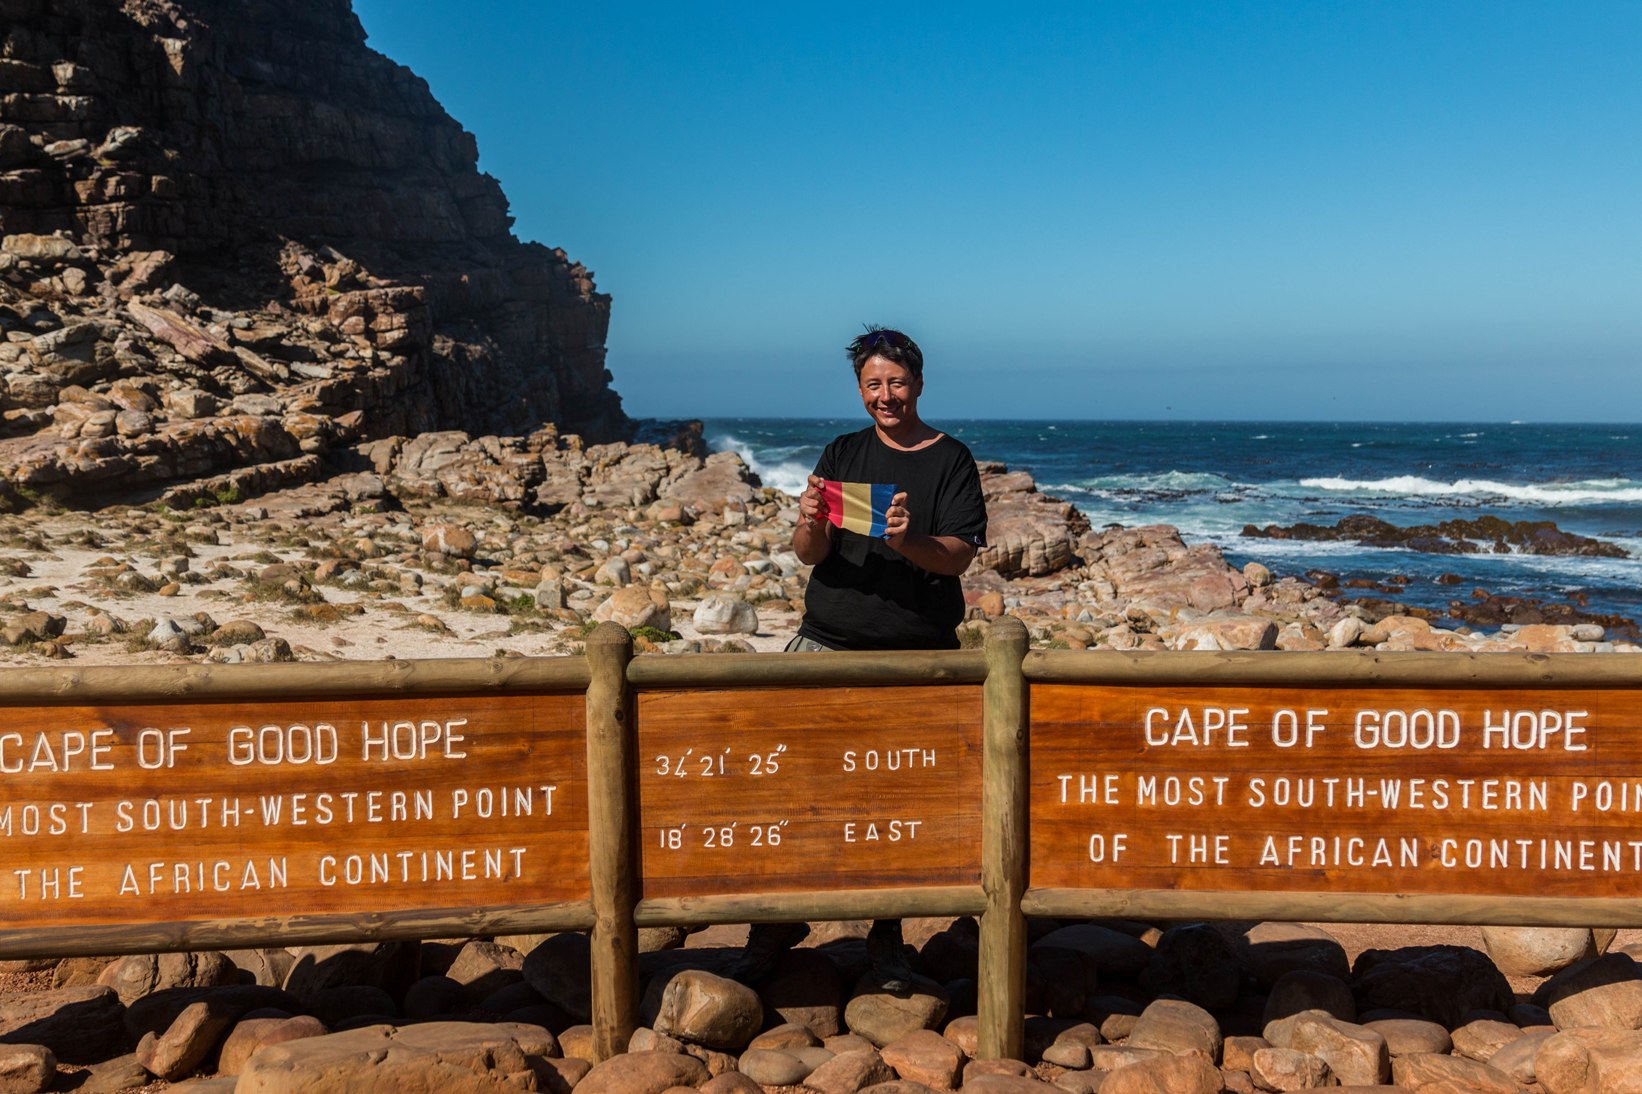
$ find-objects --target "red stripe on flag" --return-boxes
[822,479,844,528]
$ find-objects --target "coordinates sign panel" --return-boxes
[0,692,587,928]
[1031,683,1642,896]
[638,685,982,898]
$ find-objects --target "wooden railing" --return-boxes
[2,618,1638,1060]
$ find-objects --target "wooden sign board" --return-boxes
[637,685,983,899]
[0,692,589,933]
[1031,683,1642,898]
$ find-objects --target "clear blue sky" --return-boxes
[351,1,1641,421]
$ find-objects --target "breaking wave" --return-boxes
[1299,476,1642,506]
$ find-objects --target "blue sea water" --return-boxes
[706,419,1642,625]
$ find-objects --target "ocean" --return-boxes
[706,419,1642,626]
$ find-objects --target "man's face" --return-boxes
[857,355,923,432]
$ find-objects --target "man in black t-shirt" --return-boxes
[793,327,988,650]
[732,328,987,991]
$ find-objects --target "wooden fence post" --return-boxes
[978,616,1029,1060]
[585,622,639,1060]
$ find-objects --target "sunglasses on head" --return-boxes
[859,330,907,349]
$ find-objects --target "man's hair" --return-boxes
[847,327,923,380]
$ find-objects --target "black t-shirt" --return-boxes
[798,428,987,651]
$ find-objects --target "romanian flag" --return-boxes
[821,480,897,537]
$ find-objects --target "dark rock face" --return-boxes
[0,0,627,503]
[1243,514,1626,558]
[1351,945,1514,1029]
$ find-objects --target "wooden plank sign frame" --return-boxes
[1021,650,1642,928]
[0,658,597,957]
[4,622,1640,1065]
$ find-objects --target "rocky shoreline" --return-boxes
[1,433,1635,667]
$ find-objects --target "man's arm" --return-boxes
[881,491,978,576]
[887,533,978,576]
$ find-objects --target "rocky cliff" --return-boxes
[0,0,629,505]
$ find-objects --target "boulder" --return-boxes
[134,1000,237,1081]
[217,1015,328,1075]
[0,984,126,1064]
[1541,955,1642,1030]
[1140,924,1243,1010]
[522,934,592,1022]
[96,951,238,1006]
[592,584,672,631]
[1533,1027,1642,1094]
[659,451,760,511]
[1451,1018,1523,1063]
[1127,998,1222,1060]
[1351,946,1513,1028]
[75,1052,151,1093]
[749,1022,822,1052]
[444,940,525,1002]
[0,1043,55,1094]
[1389,1052,1524,1092]
[222,949,295,989]
[1173,611,1278,651]
[576,1050,712,1093]
[1287,1015,1389,1086]
[282,943,420,1006]
[1264,971,1356,1024]
[844,976,950,1048]
[702,1072,767,1094]
[646,969,764,1051]
[1235,923,1351,987]
[693,594,759,635]
[234,1022,540,1092]
[879,1029,965,1089]
[1100,1054,1224,1094]
[971,464,1086,578]
[124,985,301,1043]
[1363,1018,1452,1057]
[737,1047,813,1085]
[961,1073,1053,1092]
[1485,1029,1555,1086]
[761,947,845,1038]
[1251,1045,1331,1089]
[804,1048,897,1093]
[1483,927,1597,978]
[1030,923,1155,979]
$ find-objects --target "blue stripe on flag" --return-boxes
[869,482,897,537]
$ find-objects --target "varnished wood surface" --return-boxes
[0,656,589,702]
[628,650,987,688]
[0,900,596,959]
[635,884,988,926]
[979,619,1028,1061]
[1022,888,1642,928]
[585,624,640,1061]
[1027,648,1642,687]
[636,685,984,899]
[1031,682,1642,897]
[0,691,589,932]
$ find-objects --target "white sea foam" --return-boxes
[709,431,810,495]
[1054,471,1238,495]
[1299,475,1642,505]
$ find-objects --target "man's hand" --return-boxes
[882,492,977,576]
[799,474,830,528]
[881,491,910,546]
[793,474,834,565]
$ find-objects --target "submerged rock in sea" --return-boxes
[1242,513,1628,558]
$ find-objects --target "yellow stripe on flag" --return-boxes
[840,480,876,535]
